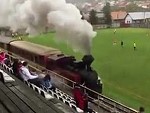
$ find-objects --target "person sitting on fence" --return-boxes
[19,61,42,87]
[40,71,56,91]
[0,51,6,63]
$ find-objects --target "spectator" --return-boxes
[41,74,56,91]
[19,61,41,87]
[12,60,24,80]
[73,84,84,109]
[12,59,19,75]
[0,52,6,63]
[4,59,12,67]
[17,61,24,80]
[82,93,94,113]
[73,84,94,112]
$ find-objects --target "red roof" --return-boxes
[111,11,127,20]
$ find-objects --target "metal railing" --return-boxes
[2,48,138,113]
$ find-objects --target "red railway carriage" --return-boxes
[9,41,61,65]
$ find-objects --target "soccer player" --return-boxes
[114,29,116,34]
[121,40,123,47]
[134,42,136,50]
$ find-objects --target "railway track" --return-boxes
[4,50,139,113]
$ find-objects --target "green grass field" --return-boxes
[25,28,150,113]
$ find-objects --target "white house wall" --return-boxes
[125,15,132,24]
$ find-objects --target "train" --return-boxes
[0,36,102,94]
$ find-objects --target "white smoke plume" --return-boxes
[0,0,96,54]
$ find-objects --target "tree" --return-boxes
[103,2,112,26]
[89,9,98,25]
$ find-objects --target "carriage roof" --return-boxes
[10,41,62,56]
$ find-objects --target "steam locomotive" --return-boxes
[0,36,102,94]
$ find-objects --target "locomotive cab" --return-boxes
[46,54,81,83]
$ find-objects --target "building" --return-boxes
[125,12,150,24]
[96,12,105,24]
[111,11,128,27]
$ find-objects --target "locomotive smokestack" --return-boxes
[82,55,94,71]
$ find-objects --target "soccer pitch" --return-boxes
[26,28,150,113]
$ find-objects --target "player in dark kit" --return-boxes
[121,41,123,47]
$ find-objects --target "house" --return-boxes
[111,11,128,27]
[96,12,105,24]
[125,12,150,25]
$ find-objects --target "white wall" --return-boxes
[112,22,120,28]
[125,15,132,24]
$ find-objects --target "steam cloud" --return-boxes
[0,0,97,54]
